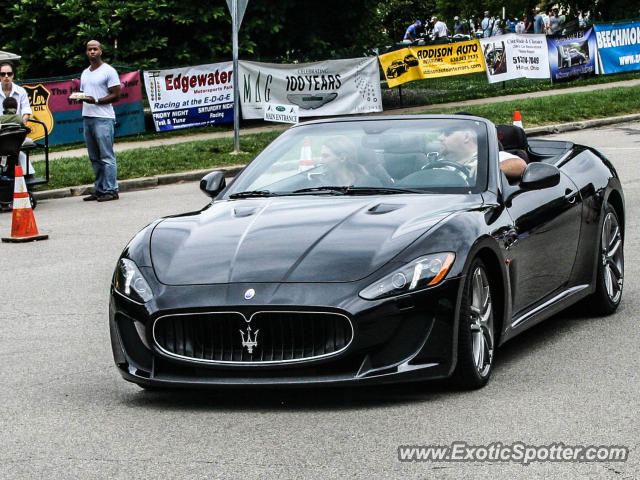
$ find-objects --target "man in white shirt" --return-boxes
[78,40,121,202]
[0,61,35,176]
[432,16,448,39]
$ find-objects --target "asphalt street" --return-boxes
[0,122,638,479]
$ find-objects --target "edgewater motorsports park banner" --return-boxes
[238,57,382,119]
[21,71,145,146]
[593,20,640,74]
[547,28,597,82]
[479,34,551,84]
[143,61,234,131]
[378,40,485,87]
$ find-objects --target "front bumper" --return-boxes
[109,277,463,388]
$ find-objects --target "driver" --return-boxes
[438,126,526,180]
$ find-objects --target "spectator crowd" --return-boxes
[403,7,591,43]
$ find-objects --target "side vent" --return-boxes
[367,203,404,215]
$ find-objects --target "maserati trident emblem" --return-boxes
[244,288,255,300]
[239,326,259,353]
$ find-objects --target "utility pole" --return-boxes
[227,0,248,154]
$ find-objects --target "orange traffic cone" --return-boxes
[513,111,523,129]
[2,165,48,243]
[298,136,314,172]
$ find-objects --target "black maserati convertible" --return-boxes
[109,115,624,390]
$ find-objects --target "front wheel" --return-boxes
[587,204,623,315]
[451,258,495,390]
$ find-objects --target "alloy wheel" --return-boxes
[601,211,623,304]
[469,266,494,377]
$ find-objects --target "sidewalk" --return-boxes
[33,77,640,162]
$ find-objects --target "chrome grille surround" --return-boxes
[152,310,354,365]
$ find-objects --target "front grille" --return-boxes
[153,311,353,364]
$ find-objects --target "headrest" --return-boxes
[361,134,428,154]
[496,124,528,151]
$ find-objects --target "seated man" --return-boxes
[438,125,526,181]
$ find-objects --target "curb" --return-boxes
[32,113,640,201]
[34,165,245,200]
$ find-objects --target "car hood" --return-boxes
[149,195,475,285]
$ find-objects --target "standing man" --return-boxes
[533,7,545,34]
[453,16,466,35]
[79,40,121,202]
[431,16,448,39]
[0,62,31,124]
[0,61,34,176]
[481,11,493,38]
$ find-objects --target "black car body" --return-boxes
[110,115,624,390]
[404,54,419,67]
[386,60,408,78]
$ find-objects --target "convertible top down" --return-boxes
[109,115,624,390]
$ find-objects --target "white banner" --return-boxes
[143,62,234,131]
[239,57,382,119]
[479,34,550,84]
[263,103,299,124]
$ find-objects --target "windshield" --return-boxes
[226,118,489,197]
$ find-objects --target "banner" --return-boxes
[238,57,382,119]
[143,62,234,131]
[479,34,551,83]
[378,40,485,87]
[593,20,640,74]
[21,71,145,146]
[548,29,597,81]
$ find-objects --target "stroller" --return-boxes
[0,119,50,211]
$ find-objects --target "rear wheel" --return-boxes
[29,192,37,210]
[451,258,495,390]
[588,204,623,314]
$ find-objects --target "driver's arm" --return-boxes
[499,151,527,179]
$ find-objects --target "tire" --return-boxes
[451,258,496,390]
[29,192,37,210]
[587,203,623,315]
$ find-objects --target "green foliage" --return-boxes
[0,0,636,81]
[1,0,385,79]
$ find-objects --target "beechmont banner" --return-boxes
[593,20,640,74]
[143,62,234,131]
[378,40,486,88]
[238,57,382,119]
[479,33,550,84]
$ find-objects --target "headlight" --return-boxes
[359,252,455,300]
[114,258,153,303]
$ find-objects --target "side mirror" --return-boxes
[520,162,560,190]
[200,171,226,198]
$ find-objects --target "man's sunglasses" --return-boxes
[0,72,14,77]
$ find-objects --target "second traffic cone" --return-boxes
[298,136,314,172]
[513,111,523,129]
[2,165,48,243]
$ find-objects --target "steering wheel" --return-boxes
[421,155,472,185]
